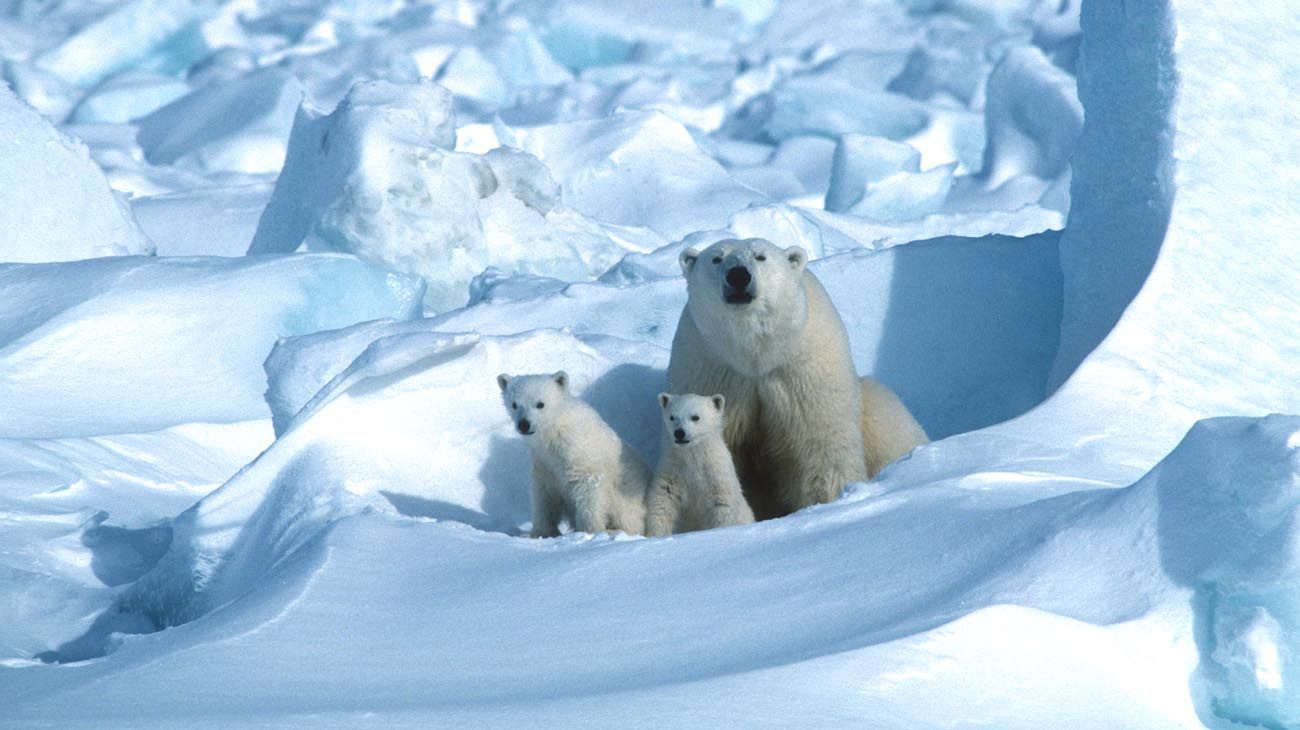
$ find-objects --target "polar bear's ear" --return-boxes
[679,248,700,276]
[553,371,568,390]
[710,394,725,412]
[784,246,808,272]
[658,393,671,409]
[496,374,510,392]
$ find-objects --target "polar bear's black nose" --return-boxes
[517,418,532,434]
[725,266,751,289]
[673,428,686,441]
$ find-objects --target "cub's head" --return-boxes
[496,371,568,436]
[657,392,725,447]
[679,238,808,311]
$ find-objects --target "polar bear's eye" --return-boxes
[669,415,676,421]
[690,415,700,422]
[755,254,767,262]
[536,401,545,409]
[711,256,722,264]
[511,401,518,409]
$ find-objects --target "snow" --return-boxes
[0,254,423,439]
[3,0,1299,727]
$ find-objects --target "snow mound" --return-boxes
[101,330,666,642]
[0,254,423,439]
[0,84,152,263]
[250,79,643,312]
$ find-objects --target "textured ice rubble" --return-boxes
[249,79,649,312]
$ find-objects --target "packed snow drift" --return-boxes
[3,0,1299,728]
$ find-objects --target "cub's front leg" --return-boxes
[530,463,564,538]
[568,475,610,534]
[645,475,682,537]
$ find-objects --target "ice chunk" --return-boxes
[979,45,1082,188]
[33,0,218,87]
[130,183,275,256]
[135,66,304,174]
[537,0,741,70]
[1,60,77,119]
[887,17,990,105]
[850,163,957,223]
[1155,417,1300,728]
[733,78,930,143]
[250,79,641,312]
[825,134,922,212]
[505,110,765,239]
[68,69,191,124]
[0,84,152,263]
[0,254,423,439]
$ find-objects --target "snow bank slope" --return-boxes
[16,413,1300,728]
[0,255,422,438]
[0,84,151,263]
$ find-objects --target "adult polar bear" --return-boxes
[667,238,928,519]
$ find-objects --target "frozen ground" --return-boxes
[2,0,1299,728]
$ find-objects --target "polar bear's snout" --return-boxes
[516,418,533,435]
[723,260,756,304]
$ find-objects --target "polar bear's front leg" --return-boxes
[788,438,865,509]
[530,482,564,538]
[568,476,610,534]
[645,475,681,536]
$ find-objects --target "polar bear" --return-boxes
[497,371,651,537]
[667,237,928,519]
[646,393,755,536]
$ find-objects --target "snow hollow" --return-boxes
[2,0,1299,728]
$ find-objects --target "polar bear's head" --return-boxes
[657,392,725,447]
[496,371,568,436]
[679,238,810,376]
[679,238,808,309]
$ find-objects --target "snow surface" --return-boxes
[3,0,1299,727]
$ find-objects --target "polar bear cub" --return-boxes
[497,371,651,537]
[646,392,755,536]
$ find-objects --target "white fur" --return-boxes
[646,393,754,536]
[498,372,650,537]
[668,238,928,518]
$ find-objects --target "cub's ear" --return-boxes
[711,394,725,412]
[784,246,808,271]
[658,393,671,409]
[553,371,568,390]
[496,374,510,392]
[679,248,700,276]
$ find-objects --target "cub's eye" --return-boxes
[669,415,676,421]
[712,256,722,264]
[511,401,518,409]
[536,402,545,409]
[690,415,700,422]
[755,254,767,262]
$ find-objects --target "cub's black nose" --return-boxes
[673,428,686,441]
[725,266,751,289]
[517,418,532,434]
